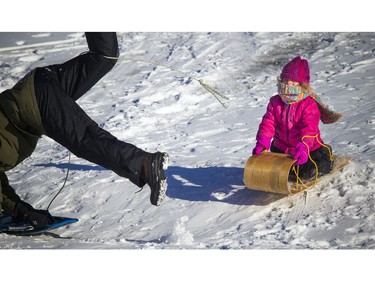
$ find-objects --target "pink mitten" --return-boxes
[294,143,309,165]
[252,144,265,155]
[252,135,271,155]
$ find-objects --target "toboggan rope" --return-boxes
[291,134,334,193]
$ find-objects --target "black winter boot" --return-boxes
[142,152,169,206]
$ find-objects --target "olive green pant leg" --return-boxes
[0,179,2,215]
[0,172,21,214]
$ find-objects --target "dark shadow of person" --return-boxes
[166,166,284,206]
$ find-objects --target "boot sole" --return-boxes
[154,152,169,206]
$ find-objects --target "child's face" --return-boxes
[282,79,300,86]
[277,78,306,104]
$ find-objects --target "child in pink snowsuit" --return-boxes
[252,56,342,181]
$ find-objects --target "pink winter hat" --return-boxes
[280,56,310,84]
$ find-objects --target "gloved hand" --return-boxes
[294,143,309,165]
[252,135,271,155]
[13,201,55,228]
[252,144,266,155]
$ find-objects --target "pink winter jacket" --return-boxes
[255,95,323,156]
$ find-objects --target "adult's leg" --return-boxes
[34,32,168,204]
[34,33,149,187]
[36,76,148,187]
[42,32,118,102]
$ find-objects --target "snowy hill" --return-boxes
[1,32,375,258]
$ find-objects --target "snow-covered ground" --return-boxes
[1,31,374,276]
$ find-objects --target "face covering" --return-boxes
[276,79,343,124]
[277,81,309,104]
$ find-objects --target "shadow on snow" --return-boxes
[166,166,284,206]
[34,163,105,171]
[35,163,284,206]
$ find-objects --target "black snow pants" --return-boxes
[34,32,148,187]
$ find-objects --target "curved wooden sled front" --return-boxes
[243,152,295,195]
[243,152,351,195]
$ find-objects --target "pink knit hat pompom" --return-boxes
[280,56,310,84]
